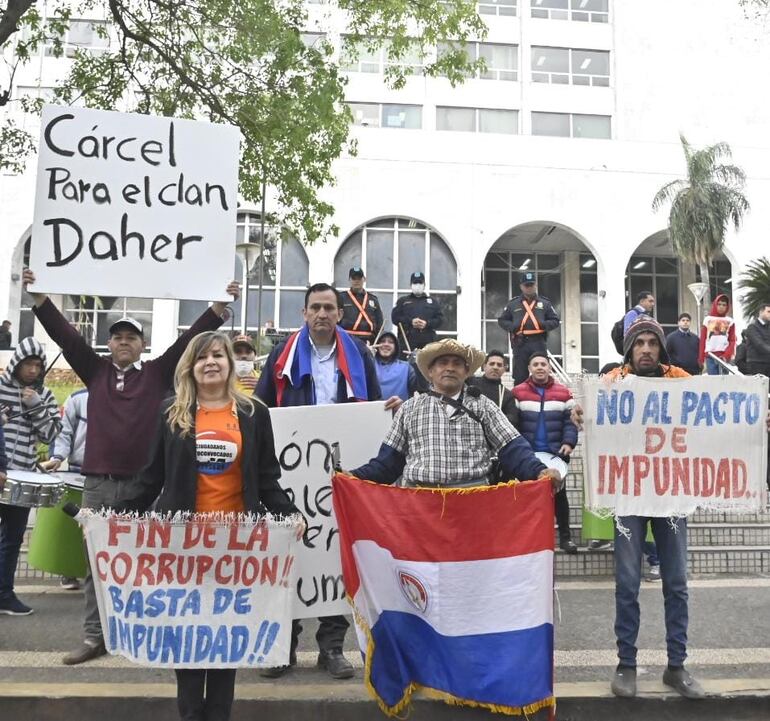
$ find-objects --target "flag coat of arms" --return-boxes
[332,474,555,717]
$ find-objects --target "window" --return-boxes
[438,42,518,81]
[300,32,326,51]
[479,0,518,16]
[340,37,423,76]
[178,214,309,334]
[64,296,154,351]
[348,102,422,129]
[531,0,609,22]
[696,260,734,301]
[44,19,109,58]
[333,218,458,338]
[531,46,610,86]
[626,256,680,336]
[436,107,519,134]
[579,254,599,373]
[531,112,611,138]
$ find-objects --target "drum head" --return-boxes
[7,470,60,485]
[534,452,568,478]
[55,472,85,491]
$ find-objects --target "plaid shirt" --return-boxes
[384,391,520,486]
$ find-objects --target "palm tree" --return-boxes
[652,134,749,304]
[739,257,770,320]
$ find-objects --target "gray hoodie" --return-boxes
[0,337,62,470]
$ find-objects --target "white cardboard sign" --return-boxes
[31,105,239,301]
[582,374,769,517]
[269,402,392,618]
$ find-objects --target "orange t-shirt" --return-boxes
[195,404,244,513]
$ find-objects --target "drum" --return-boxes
[27,473,87,578]
[0,470,63,508]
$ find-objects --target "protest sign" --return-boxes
[269,402,392,618]
[31,105,239,301]
[582,374,769,517]
[82,512,299,668]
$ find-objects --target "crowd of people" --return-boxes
[0,264,769,719]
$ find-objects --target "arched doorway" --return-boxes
[626,231,734,335]
[333,217,458,339]
[482,222,599,374]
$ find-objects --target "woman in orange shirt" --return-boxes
[140,330,299,721]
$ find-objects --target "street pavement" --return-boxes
[1,576,769,719]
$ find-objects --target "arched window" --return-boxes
[178,213,310,333]
[333,218,457,337]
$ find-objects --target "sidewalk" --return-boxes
[2,576,769,719]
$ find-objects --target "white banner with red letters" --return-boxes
[582,374,768,516]
[83,511,300,668]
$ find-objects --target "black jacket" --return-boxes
[497,295,559,348]
[340,289,384,343]
[391,294,444,351]
[664,329,700,375]
[466,376,519,426]
[744,319,770,366]
[138,398,298,516]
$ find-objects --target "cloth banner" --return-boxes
[81,511,300,668]
[582,374,769,517]
[332,473,555,717]
[269,402,391,618]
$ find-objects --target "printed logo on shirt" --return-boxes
[196,429,238,475]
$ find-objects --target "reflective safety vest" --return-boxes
[347,290,375,337]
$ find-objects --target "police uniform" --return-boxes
[391,293,444,353]
[498,272,560,385]
[340,289,383,344]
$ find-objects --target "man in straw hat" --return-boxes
[351,339,562,489]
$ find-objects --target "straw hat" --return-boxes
[416,339,486,379]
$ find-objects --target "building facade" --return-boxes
[2,0,769,371]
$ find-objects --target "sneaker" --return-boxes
[588,540,613,551]
[60,577,81,590]
[62,640,107,665]
[559,538,579,555]
[259,664,292,679]
[610,664,637,698]
[0,594,33,616]
[662,666,706,699]
[317,649,354,679]
[645,565,661,582]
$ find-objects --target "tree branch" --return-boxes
[0,0,34,46]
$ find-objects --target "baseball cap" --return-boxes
[520,271,536,285]
[109,317,143,336]
[349,266,365,279]
[232,334,256,351]
[410,272,426,284]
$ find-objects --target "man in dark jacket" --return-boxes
[664,313,700,376]
[467,350,518,426]
[498,272,560,386]
[391,272,444,355]
[340,266,383,345]
[744,303,770,377]
[512,351,578,553]
[256,283,390,681]
[23,268,239,665]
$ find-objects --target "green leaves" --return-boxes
[739,257,770,319]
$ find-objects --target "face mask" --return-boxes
[234,359,254,377]
[411,283,425,296]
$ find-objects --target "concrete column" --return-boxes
[596,254,627,366]
[461,229,484,349]
[562,250,582,373]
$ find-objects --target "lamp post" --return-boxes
[234,240,259,334]
[687,282,709,329]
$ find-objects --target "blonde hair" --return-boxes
[166,331,255,436]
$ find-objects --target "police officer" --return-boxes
[340,266,383,345]
[391,271,444,355]
[498,271,560,385]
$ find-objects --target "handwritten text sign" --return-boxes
[269,402,392,618]
[82,513,298,668]
[31,105,239,301]
[582,374,769,516]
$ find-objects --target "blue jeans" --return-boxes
[614,516,689,667]
[0,504,31,599]
[705,356,725,375]
[644,540,659,567]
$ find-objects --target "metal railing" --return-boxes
[706,351,741,376]
[547,350,572,386]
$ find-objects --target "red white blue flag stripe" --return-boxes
[332,474,556,717]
